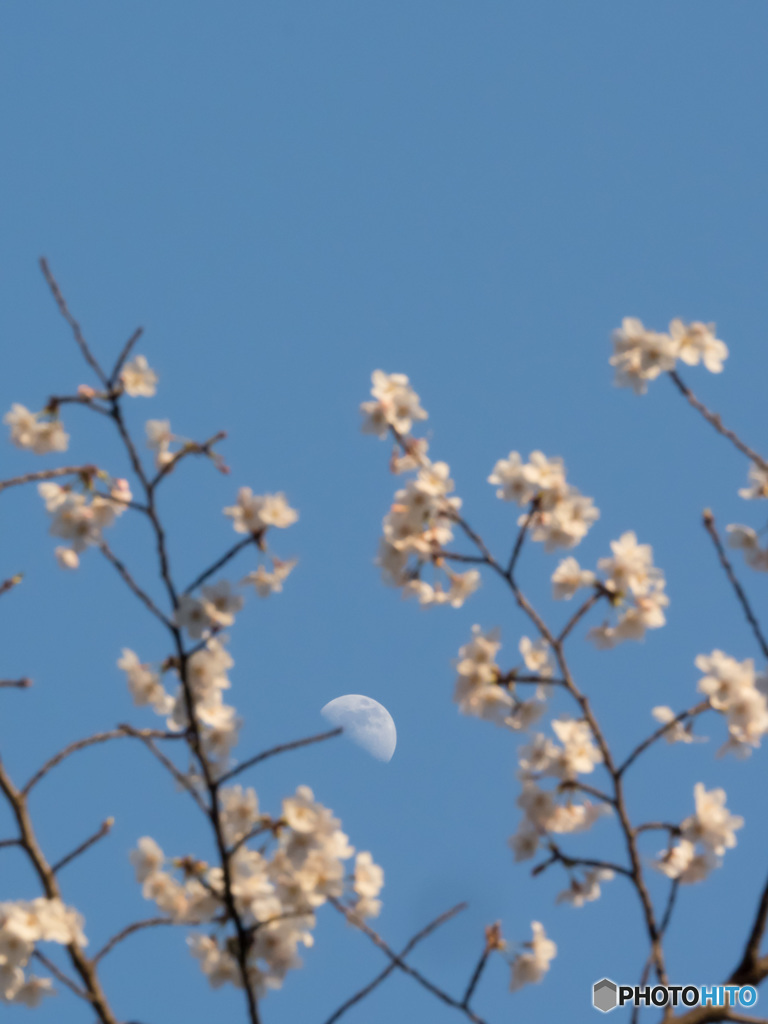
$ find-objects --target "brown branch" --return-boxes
[184,535,256,594]
[506,498,539,576]
[0,677,32,689]
[0,759,117,1022]
[557,587,607,643]
[452,506,670,985]
[52,817,114,874]
[93,917,176,964]
[0,573,23,596]
[218,728,343,785]
[98,541,174,629]
[729,866,768,986]
[703,509,768,661]
[149,431,228,490]
[617,700,711,778]
[669,370,768,473]
[0,837,20,849]
[322,903,467,1024]
[40,258,109,387]
[109,327,144,387]
[117,724,209,815]
[24,727,183,795]
[0,465,99,494]
[329,897,487,1024]
[33,949,91,1001]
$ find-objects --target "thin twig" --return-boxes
[703,509,768,661]
[669,370,768,473]
[329,898,487,1024]
[93,917,176,964]
[507,499,539,577]
[24,727,183,795]
[109,327,144,386]
[52,818,114,874]
[218,728,343,785]
[0,677,32,689]
[557,587,607,643]
[184,536,256,594]
[149,431,228,490]
[617,700,711,778]
[98,541,174,629]
[117,724,209,815]
[0,465,99,494]
[322,903,467,1024]
[33,949,91,1001]
[40,258,108,387]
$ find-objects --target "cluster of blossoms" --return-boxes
[119,355,158,397]
[509,921,557,991]
[360,371,479,608]
[610,317,728,394]
[488,451,599,551]
[4,354,158,459]
[120,636,241,770]
[0,898,86,1006]
[510,720,609,866]
[551,532,668,648]
[38,477,132,569]
[452,626,552,731]
[654,783,743,884]
[130,785,383,997]
[4,405,69,455]
[170,490,299,640]
[695,650,768,757]
[727,463,768,572]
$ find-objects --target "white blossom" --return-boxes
[121,355,158,397]
[556,868,613,908]
[551,557,596,600]
[241,558,297,597]
[610,319,678,394]
[509,921,556,991]
[224,489,298,534]
[4,404,69,454]
[668,319,728,373]
[360,370,428,438]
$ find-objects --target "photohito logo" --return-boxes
[592,979,758,1013]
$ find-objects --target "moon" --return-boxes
[321,695,397,763]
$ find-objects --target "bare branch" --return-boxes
[0,677,32,689]
[218,728,343,785]
[24,727,183,795]
[669,369,768,473]
[0,465,99,494]
[98,540,174,629]
[149,431,228,489]
[109,327,144,387]
[184,535,256,594]
[703,509,768,661]
[322,903,467,1024]
[93,917,176,964]
[52,817,114,874]
[617,700,711,778]
[39,258,109,387]
[32,949,92,1001]
[329,897,488,1024]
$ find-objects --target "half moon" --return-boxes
[321,694,397,763]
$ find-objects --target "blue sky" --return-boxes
[2,2,768,1021]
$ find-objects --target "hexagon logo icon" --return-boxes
[593,978,618,1012]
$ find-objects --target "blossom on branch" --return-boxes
[488,450,599,551]
[610,317,728,394]
[120,355,158,397]
[4,404,69,455]
[509,921,556,991]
